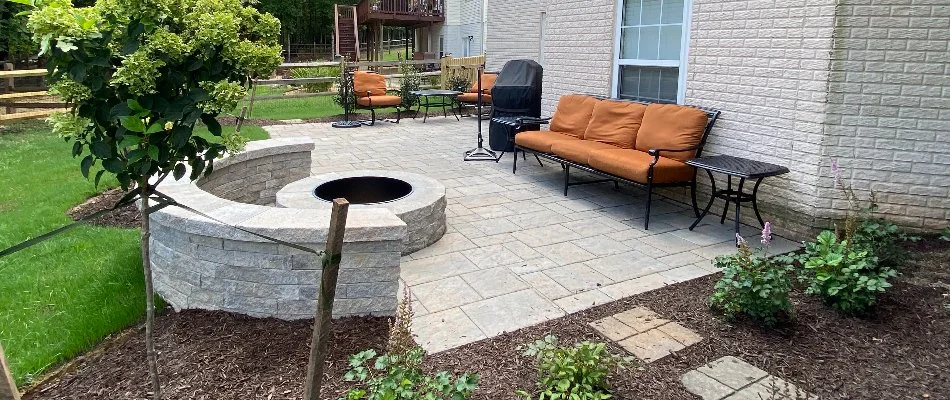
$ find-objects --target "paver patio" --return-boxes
[264,118,801,353]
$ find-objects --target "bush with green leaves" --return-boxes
[710,223,794,327]
[446,74,470,92]
[23,0,282,189]
[798,230,896,315]
[289,65,339,93]
[398,60,421,107]
[18,0,282,396]
[341,347,478,400]
[941,226,950,242]
[516,335,635,400]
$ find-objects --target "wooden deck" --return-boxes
[357,0,444,26]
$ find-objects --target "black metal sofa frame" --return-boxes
[510,96,721,230]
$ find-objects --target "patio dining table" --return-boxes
[410,89,462,122]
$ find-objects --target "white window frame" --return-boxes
[610,0,692,104]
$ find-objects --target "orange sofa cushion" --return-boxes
[457,93,492,104]
[514,130,581,153]
[634,103,708,161]
[468,73,497,94]
[588,148,695,184]
[550,140,619,165]
[549,95,600,138]
[356,95,402,107]
[583,100,647,149]
[354,71,388,97]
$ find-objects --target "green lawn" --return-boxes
[0,120,268,386]
[242,85,401,120]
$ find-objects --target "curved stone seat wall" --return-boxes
[149,138,407,320]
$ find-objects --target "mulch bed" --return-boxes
[25,239,949,399]
[67,188,141,229]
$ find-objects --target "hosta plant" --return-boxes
[710,223,793,327]
[798,230,895,315]
[516,335,636,400]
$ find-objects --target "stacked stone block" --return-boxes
[148,138,407,319]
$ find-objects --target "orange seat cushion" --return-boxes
[549,95,600,138]
[588,148,695,184]
[550,140,619,165]
[356,95,402,107]
[468,73,497,94]
[583,100,647,149]
[634,103,709,161]
[457,93,492,103]
[514,130,581,153]
[354,71,388,97]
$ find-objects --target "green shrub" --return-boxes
[710,223,794,327]
[289,66,339,93]
[398,60,421,107]
[941,226,950,242]
[447,74,471,92]
[341,348,478,400]
[798,231,896,314]
[516,335,635,400]
[847,203,918,269]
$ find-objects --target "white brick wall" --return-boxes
[817,0,950,231]
[683,0,838,237]
[486,0,541,70]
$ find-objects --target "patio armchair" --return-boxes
[456,72,498,109]
[353,71,404,125]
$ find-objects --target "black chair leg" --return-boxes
[563,164,570,196]
[690,180,700,218]
[368,108,376,126]
[395,107,401,123]
[512,148,518,174]
[535,154,543,167]
[644,183,653,230]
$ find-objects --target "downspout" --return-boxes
[482,0,488,54]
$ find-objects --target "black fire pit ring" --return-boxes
[313,176,413,204]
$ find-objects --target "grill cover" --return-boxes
[488,60,543,151]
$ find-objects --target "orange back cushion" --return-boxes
[354,71,387,97]
[550,95,600,138]
[468,73,497,93]
[583,100,647,149]
[635,103,709,161]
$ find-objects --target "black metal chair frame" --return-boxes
[511,96,721,230]
[351,71,405,126]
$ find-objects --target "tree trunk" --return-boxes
[139,183,162,399]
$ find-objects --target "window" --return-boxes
[612,0,690,103]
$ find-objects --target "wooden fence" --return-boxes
[0,69,66,123]
[440,55,486,90]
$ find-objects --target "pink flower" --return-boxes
[761,222,772,246]
[831,159,843,187]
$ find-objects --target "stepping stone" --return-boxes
[681,356,816,400]
[588,306,703,363]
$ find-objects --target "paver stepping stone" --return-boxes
[588,306,703,363]
[682,356,816,400]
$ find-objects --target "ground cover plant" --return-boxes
[709,223,794,327]
[516,335,634,400]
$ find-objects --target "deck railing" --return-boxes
[357,0,444,18]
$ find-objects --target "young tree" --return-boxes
[18,0,282,397]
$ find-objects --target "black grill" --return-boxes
[488,60,543,152]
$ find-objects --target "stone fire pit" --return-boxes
[276,170,447,255]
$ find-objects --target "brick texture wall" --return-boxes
[683,0,838,238]
[486,0,541,71]
[817,0,949,231]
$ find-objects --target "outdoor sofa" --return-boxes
[456,72,498,105]
[353,70,404,125]
[512,95,721,229]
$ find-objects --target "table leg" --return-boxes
[441,96,448,118]
[734,178,745,246]
[689,169,718,230]
[751,178,765,227]
[720,175,732,224]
